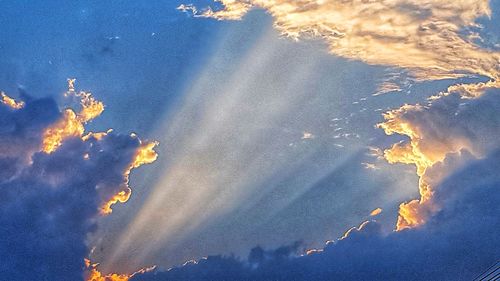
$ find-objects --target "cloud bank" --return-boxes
[0,81,157,280]
[180,0,500,81]
[379,80,500,229]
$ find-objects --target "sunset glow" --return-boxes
[1,1,498,280]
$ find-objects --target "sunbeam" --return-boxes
[101,24,372,271]
[1,2,498,280]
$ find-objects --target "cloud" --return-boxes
[369,207,382,216]
[183,0,500,81]
[378,80,500,229]
[0,82,157,280]
[85,259,155,281]
[41,79,105,153]
[1,91,25,109]
[129,148,499,280]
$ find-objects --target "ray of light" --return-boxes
[100,23,382,272]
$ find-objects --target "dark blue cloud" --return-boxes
[0,92,154,281]
[132,150,500,281]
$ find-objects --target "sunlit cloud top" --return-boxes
[181,0,499,81]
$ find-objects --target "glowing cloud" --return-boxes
[0,80,158,280]
[129,139,159,170]
[378,80,500,229]
[85,259,155,281]
[40,79,158,214]
[101,139,159,215]
[369,208,382,216]
[183,0,500,81]
[42,79,104,153]
[101,189,132,215]
[42,109,85,153]
[1,92,24,109]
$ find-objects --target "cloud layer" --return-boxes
[0,82,157,280]
[181,0,499,81]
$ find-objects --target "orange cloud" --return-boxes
[369,208,383,216]
[129,139,159,170]
[183,0,499,81]
[100,139,159,215]
[41,79,159,214]
[42,79,104,153]
[100,189,132,215]
[1,92,25,109]
[340,221,371,240]
[85,258,155,281]
[42,109,85,153]
[378,80,499,230]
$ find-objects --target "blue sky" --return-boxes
[0,1,499,280]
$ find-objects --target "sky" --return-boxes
[0,1,499,281]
